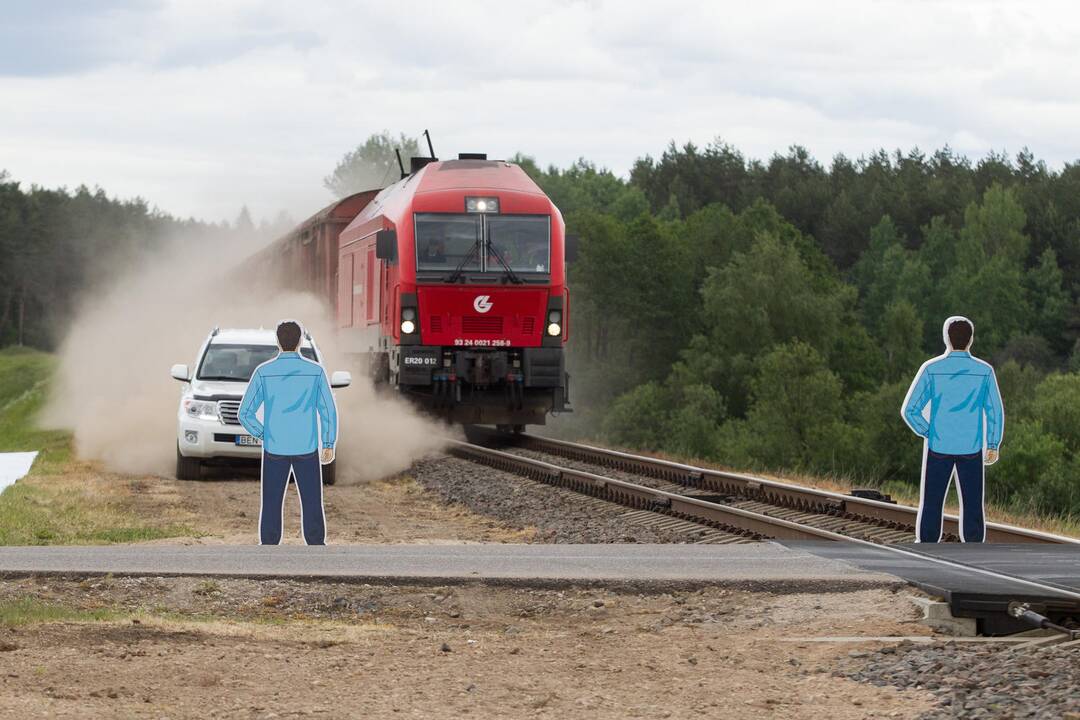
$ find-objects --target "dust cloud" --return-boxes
[41,227,448,482]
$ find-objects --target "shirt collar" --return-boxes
[279,351,299,357]
[947,350,971,357]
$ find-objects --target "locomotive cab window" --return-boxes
[414,213,551,278]
[415,214,481,271]
[486,215,550,273]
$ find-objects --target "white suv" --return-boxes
[170,328,351,484]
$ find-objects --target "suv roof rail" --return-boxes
[211,326,220,336]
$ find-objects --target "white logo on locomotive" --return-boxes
[473,295,493,313]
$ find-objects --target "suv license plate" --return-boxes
[235,435,262,447]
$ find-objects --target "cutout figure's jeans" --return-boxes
[259,450,325,545]
[918,450,985,543]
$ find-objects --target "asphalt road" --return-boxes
[0,542,899,590]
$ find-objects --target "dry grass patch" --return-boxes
[0,349,199,545]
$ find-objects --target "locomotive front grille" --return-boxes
[431,315,443,332]
[462,316,504,334]
[218,400,242,425]
[523,317,536,335]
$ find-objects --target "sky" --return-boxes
[2,0,1079,223]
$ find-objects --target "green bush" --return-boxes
[601,382,671,450]
[988,419,1068,510]
[996,360,1044,423]
[740,341,844,469]
[1032,373,1080,452]
[849,381,925,485]
[712,418,756,469]
[666,384,725,458]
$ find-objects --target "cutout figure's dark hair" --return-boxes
[277,321,302,351]
[948,319,973,350]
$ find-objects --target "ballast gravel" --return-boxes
[844,641,1080,719]
[411,455,706,544]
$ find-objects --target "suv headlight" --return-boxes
[183,398,218,421]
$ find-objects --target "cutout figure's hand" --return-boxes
[985,448,999,465]
[321,447,335,465]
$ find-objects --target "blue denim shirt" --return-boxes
[238,352,338,456]
[901,351,1003,455]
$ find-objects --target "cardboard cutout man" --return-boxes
[238,320,338,545]
[901,316,1004,543]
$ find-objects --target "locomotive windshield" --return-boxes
[414,213,550,277]
[487,216,550,273]
[415,214,481,272]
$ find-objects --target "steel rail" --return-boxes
[450,439,1080,605]
[450,440,881,542]
[510,434,1079,546]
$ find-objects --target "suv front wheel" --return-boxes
[176,444,202,481]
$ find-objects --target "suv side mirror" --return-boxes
[565,233,579,263]
[170,364,190,382]
[330,371,352,389]
[375,229,397,261]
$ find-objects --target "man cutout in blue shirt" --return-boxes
[901,316,1004,543]
[239,320,338,545]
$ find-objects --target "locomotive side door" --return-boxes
[366,247,377,325]
[352,250,365,327]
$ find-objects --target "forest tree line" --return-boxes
[0,171,285,349]
[515,142,1080,517]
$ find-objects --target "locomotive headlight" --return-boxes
[547,309,562,336]
[465,196,500,213]
[401,307,417,334]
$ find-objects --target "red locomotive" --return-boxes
[250,152,572,431]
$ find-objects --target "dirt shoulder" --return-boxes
[0,577,934,719]
[2,457,535,546]
[130,464,535,545]
[8,453,743,547]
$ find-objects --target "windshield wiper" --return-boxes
[445,238,481,284]
[486,243,522,284]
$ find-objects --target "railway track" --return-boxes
[451,430,1078,547]
[448,432,1080,634]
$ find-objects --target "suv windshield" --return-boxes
[197,344,317,382]
[414,213,550,276]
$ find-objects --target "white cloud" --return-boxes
[2,0,1079,221]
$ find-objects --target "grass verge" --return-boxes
[0,597,119,627]
[0,347,196,545]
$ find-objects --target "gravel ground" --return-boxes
[412,455,714,543]
[0,577,934,719]
[844,641,1080,719]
